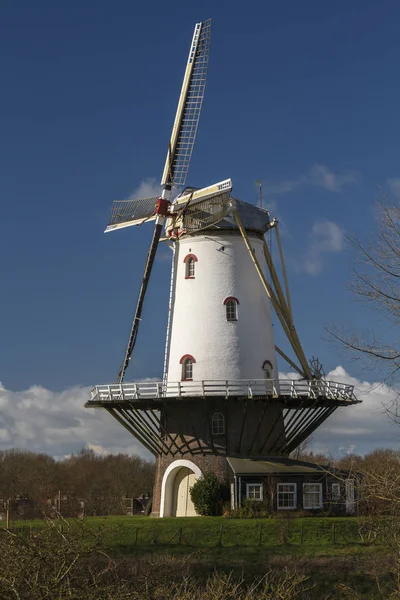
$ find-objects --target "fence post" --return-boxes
[258,523,262,546]
[300,522,304,544]
[178,527,182,545]
[134,527,138,546]
[332,522,335,544]
[218,525,223,547]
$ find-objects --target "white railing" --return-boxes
[89,379,357,403]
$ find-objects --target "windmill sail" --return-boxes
[105,196,159,232]
[172,178,231,208]
[182,193,230,232]
[161,19,211,189]
[116,19,212,382]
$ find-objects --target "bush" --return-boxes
[228,499,270,519]
[189,472,223,516]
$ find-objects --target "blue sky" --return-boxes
[1,0,400,456]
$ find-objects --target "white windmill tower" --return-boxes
[86,19,359,518]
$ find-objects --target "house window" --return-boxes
[303,483,323,510]
[223,297,239,321]
[262,360,273,379]
[183,253,198,279]
[212,412,225,435]
[332,483,341,501]
[277,483,297,510]
[179,354,196,381]
[246,483,263,501]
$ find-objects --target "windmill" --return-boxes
[86,19,360,518]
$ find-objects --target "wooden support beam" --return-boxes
[119,407,166,454]
[206,410,217,455]
[146,408,179,454]
[258,407,288,455]
[263,238,312,380]
[182,403,205,456]
[279,408,318,453]
[248,400,268,454]
[224,397,229,455]
[275,224,293,323]
[232,209,311,379]
[106,408,158,456]
[237,399,249,454]
[275,346,304,377]
[262,237,293,324]
[286,407,337,454]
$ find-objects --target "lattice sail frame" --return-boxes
[161,19,211,188]
[105,197,159,232]
[181,192,230,233]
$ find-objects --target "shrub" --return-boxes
[227,499,270,519]
[189,472,223,516]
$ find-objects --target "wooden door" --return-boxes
[172,467,197,517]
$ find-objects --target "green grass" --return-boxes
[2,516,396,598]
[6,515,387,558]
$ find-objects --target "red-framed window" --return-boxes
[223,296,239,321]
[183,254,198,279]
[180,354,196,381]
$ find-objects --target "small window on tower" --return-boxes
[187,258,195,278]
[184,254,198,279]
[212,412,225,435]
[183,358,193,380]
[223,297,239,321]
[180,354,195,381]
[262,360,273,379]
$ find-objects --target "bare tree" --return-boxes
[329,196,400,424]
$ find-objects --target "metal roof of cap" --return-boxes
[214,198,272,234]
[176,189,273,234]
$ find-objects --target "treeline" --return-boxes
[0,448,155,518]
[298,447,400,514]
[298,447,400,473]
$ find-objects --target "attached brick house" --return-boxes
[227,457,355,515]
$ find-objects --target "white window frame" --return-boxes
[182,358,193,381]
[246,483,263,501]
[186,258,195,278]
[303,483,323,510]
[277,483,297,510]
[262,360,273,379]
[226,300,238,321]
[211,412,225,435]
[332,483,341,501]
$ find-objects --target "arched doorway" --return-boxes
[172,467,197,516]
[160,459,202,517]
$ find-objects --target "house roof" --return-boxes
[227,457,329,475]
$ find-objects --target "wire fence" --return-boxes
[102,520,384,549]
[2,518,388,549]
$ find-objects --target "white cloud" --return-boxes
[264,164,360,196]
[0,383,153,460]
[387,178,400,199]
[128,178,161,200]
[296,218,345,275]
[310,366,399,456]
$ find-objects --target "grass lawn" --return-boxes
[8,515,386,557]
[3,516,396,598]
